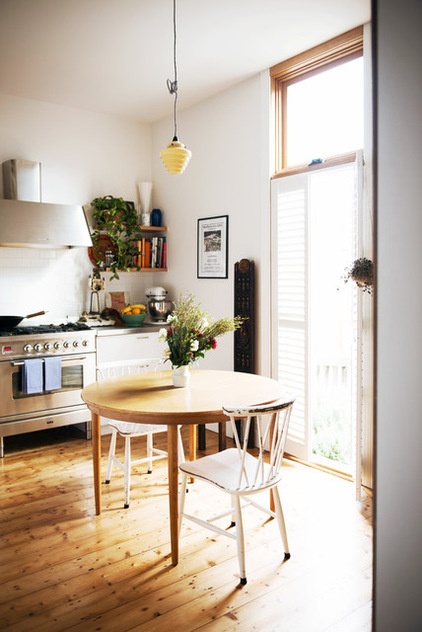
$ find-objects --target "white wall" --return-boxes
[374,0,422,629]
[0,77,271,367]
[0,94,154,319]
[151,73,271,373]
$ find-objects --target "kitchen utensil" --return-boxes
[147,300,173,323]
[146,286,167,299]
[0,310,46,329]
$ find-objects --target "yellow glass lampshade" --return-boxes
[160,138,192,175]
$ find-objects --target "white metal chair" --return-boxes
[97,359,184,508]
[178,397,295,585]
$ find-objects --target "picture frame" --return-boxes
[197,215,228,278]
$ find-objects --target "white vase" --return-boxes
[137,181,153,222]
[172,365,190,388]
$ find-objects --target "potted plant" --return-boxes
[90,195,143,280]
[343,257,373,294]
[158,293,243,386]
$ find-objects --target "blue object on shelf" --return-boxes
[151,208,162,226]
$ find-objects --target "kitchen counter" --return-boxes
[93,323,167,336]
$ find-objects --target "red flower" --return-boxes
[211,338,217,349]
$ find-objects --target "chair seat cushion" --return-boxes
[179,448,280,492]
[108,420,166,436]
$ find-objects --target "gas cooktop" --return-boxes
[0,322,92,337]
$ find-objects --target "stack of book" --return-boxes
[134,237,167,269]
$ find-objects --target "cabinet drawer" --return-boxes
[96,332,165,365]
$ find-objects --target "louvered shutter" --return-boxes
[271,174,309,459]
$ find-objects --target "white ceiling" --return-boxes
[0,0,370,124]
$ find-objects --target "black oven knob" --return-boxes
[44,343,52,351]
[53,342,62,350]
[63,341,70,348]
[34,343,42,352]
[23,344,33,353]
[73,340,79,348]
[82,339,89,347]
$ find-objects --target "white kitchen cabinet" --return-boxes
[96,328,165,366]
[96,328,166,435]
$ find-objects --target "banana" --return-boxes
[120,303,146,315]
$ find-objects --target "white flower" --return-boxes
[167,314,175,322]
[158,328,168,341]
[190,340,199,352]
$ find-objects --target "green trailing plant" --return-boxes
[343,257,373,294]
[90,195,143,280]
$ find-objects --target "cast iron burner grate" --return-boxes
[0,322,92,337]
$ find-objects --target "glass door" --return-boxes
[271,159,363,478]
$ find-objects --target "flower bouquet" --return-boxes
[159,293,243,384]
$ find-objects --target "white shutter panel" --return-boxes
[272,175,309,460]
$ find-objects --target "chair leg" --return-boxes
[233,495,247,585]
[178,471,188,535]
[272,486,290,560]
[105,429,117,483]
[177,425,185,462]
[123,436,131,509]
[146,433,153,473]
[229,495,236,527]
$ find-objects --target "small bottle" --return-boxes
[104,250,114,268]
[151,208,162,227]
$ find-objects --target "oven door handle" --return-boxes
[11,356,90,366]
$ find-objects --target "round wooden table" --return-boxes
[82,369,284,565]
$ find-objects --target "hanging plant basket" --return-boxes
[343,257,373,294]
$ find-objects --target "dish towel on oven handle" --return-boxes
[44,356,62,391]
[22,358,44,394]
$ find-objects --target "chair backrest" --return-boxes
[97,358,164,381]
[222,397,295,492]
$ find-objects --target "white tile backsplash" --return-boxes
[0,247,165,320]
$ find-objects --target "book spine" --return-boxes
[151,237,158,268]
[162,237,167,269]
[144,239,152,268]
[140,237,146,268]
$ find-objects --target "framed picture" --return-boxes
[197,215,228,278]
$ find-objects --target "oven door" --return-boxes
[0,353,96,420]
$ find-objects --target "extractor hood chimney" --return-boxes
[0,159,92,249]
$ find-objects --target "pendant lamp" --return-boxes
[160,0,192,174]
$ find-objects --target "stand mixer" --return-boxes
[145,287,173,323]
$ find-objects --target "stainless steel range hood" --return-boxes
[0,159,92,249]
[0,198,92,248]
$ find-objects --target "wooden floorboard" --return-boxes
[0,427,372,631]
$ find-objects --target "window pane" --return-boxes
[286,57,363,166]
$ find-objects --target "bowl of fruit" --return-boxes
[120,303,147,327]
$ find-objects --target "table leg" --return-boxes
[92,412,102,515]
[197,424,205,450]
[167,424,179,565]
[218,422,227,451]
[189,425,197,462]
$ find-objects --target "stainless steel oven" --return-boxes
[0,323,96,456]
